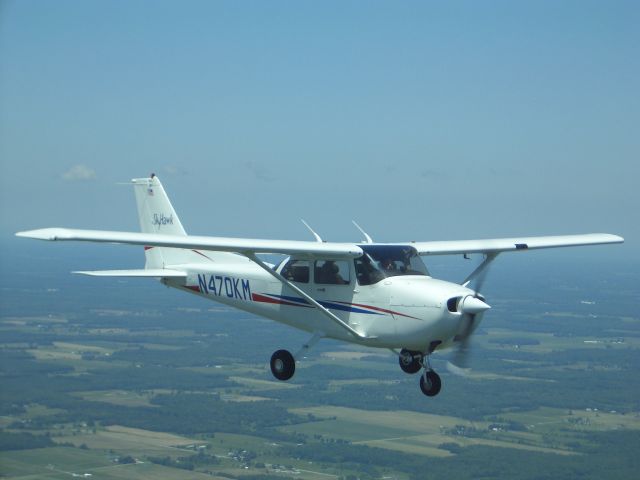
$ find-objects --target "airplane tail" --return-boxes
[131,174,208,268]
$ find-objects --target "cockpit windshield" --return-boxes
[354,245,429,286]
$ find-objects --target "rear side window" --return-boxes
[281,259,309,283]
[314,260,350,285]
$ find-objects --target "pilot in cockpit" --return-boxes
[381,257,396,271]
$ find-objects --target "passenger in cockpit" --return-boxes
[317,261,346,284]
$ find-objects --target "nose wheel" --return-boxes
[419,370,442,396]
[419,354,442,396]
[398,349,442,397]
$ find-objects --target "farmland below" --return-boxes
[1,242,639,479]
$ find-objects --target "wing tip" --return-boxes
[610,234,624,243]
[593,233,624,244]
[16,228,63,241]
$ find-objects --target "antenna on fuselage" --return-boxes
[301,219,324,243]
[352,220,373,244]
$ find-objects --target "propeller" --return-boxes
[448,254,497,374]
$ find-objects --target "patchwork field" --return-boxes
[2,255,640,479]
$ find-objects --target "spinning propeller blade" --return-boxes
[449,254,495,373]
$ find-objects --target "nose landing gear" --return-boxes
[419,369,442,396]
[397,348,442,397]
[418,353,442,397]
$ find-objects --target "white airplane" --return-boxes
[16,175,623,397]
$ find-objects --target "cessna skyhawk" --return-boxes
[16,175,623,397]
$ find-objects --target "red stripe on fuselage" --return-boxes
[192,250,214,261]
[336,301,420,320]
[252,293,312,308]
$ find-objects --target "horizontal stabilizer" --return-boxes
[73,269,187,278]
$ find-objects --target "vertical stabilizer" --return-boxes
[132,175,188,269]
[132,175,186,236]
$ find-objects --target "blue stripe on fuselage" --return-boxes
[263,294,383,315]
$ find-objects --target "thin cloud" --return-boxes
[61,164,97,181]
[244,161,275,182]
[420,168,446,178]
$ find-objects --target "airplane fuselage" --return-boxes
[166,257,475,352]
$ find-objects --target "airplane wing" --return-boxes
[409,233,624,256]
[16,229,623,259]
[15,228,363,259]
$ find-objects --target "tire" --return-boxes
[419,370,442,397]
[399,349,422,374]
[270,349,295,381]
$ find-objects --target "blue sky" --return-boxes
[1,0,637,256]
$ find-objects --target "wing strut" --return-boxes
[244,253,374,340]
[462,253,498,287]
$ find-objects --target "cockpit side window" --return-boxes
[281,259,309,283]
[354,256,380,286]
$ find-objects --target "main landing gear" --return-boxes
[270,350,295,381]
[398,348,442,397]
[269,332,323,382]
